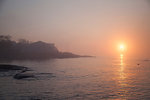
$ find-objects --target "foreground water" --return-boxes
[0,56,150,100]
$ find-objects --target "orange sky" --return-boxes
[0,0,150,58]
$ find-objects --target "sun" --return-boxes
[119,44,125,52]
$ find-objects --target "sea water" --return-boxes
[0,56,150,100]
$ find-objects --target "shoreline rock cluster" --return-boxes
[0,64,34,79]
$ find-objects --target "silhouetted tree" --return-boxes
[0,35,14,59]
[0,35,11,41]
[18,39,30,44]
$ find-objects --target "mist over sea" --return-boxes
[0,56,150,100]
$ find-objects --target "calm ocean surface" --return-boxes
[0,56,150,100]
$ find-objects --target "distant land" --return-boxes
[0,35,92,60]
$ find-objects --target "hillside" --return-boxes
[0,35,84,60]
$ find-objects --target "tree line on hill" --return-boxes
[0,35,82,60]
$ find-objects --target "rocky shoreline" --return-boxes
[0,64,34,79]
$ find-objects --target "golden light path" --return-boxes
[120,54,125,79]
[118,46,129,99]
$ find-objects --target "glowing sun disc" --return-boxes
[119,44,125,51]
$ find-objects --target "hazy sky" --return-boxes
[0,0,150,58]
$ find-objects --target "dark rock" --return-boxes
[0,64,28,72]
[13,73,34,79]
[144,59,150,61]
[0,64,54,80]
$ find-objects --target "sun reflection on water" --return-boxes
[120,54,125,79]
[120,54,123,66]
[118,53,129,99]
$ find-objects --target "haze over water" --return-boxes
[0,0,150,58]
